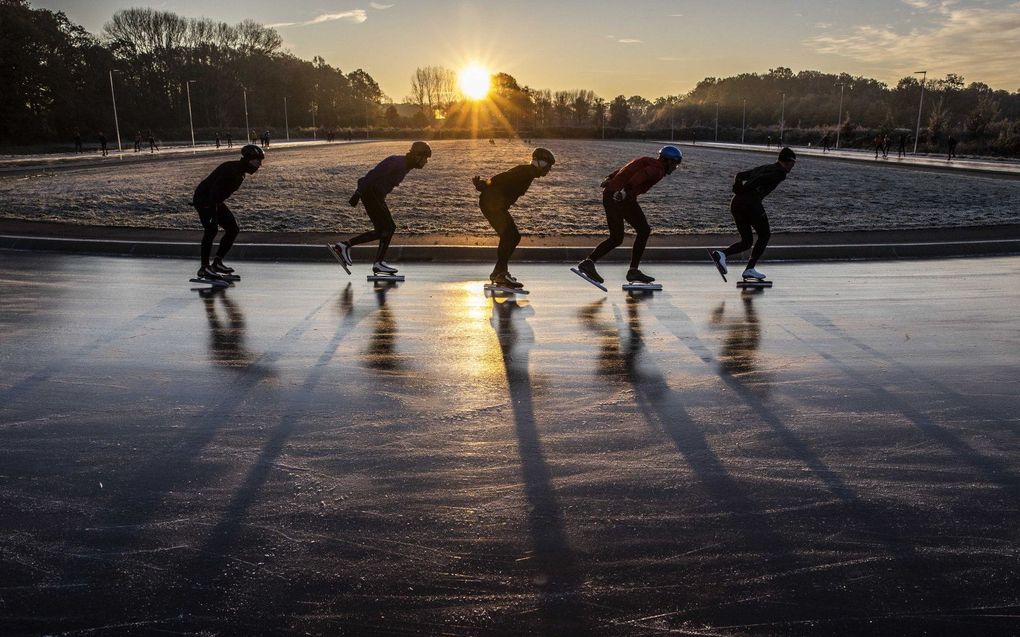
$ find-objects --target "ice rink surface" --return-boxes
[1,251,1019,635]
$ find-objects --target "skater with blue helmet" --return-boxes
[574,145,682,287]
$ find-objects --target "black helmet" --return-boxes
[241,144,265,162]
[778,147,796,163]
[532,147,556,166]
[409,141,432,158]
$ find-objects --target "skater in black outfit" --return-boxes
[192,144,265,282]
[898,133,908,158]
[73,129,83,153]
[98,132,108,157]
[329,141,432,276]
[472,147,555,289]
[710,147,796,282]
[947,136,958,160]
[574,146,682,286]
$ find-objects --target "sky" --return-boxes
[34,0,1020,99]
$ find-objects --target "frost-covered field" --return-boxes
[1,139,1017,235]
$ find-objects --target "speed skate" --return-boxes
[622,282,662,292]
[570,267,608,292]
[737,276,772,289]
[325,244,351,275]
[368,273,405,282]
[484,284,529,296]
[189,276,231,289]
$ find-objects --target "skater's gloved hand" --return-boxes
[349,192,361,207]
[731,180,745,195]
[600,178,611,188]
[612,189,628,202]
[472,176,487,192]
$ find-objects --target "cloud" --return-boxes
[269,10,368,28]
[370,2,393,8]
[617,38,643,43]
[806,3,1020,88]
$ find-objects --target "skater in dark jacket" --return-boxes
[192,144,264,281]
[472,147,555,289]
[329,141,432,276]
[574,146,682,286]
[710,147,796,282]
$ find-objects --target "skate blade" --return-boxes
[217,274,241,281]
[570,267,608,292]
[189,278,232,288]
[622,283,662,291]
[368,274,405,282]
[736,280,772,289]
[484,284,529,296]
[325,244,351,274]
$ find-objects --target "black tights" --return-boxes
[347,188,395,262]
[588,193,650,269]
[198,203,239,266]
[480,192,521,274]
[724,198,771,268]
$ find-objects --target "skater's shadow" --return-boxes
[490,298,590,636]
[201,287,267,374]
[709,293,766,393]
[363,281,404,372]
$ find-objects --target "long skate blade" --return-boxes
[708,249,727,282]
[368,274,405,282]
[325,244,351,275]
[189,277,231,288]
[737,280,772,289]
[622,283,662,291]
[217,274,241,281]
[484,284,529,296]
[570,267,608,292]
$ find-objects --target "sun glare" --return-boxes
[458,64,491,100]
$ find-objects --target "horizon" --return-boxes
[31,0,1020,99]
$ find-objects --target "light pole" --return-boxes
[835,82,846,149]
[284,97,290,141]
[242,87,250,143]
[108,70,123,155]
[913,70,927,154]
[741,98,746,144]
[311,83,317,140]
[779,92,786,144]
[670,104,675,142]
[185,80,196,149]
[714,101,719,142]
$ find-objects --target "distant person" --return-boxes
[882,135,891,158]
[98,132,108,157]
[328,141,433,278]
[226,132,233,148]
[947,136,958,160]
[262,130,270,148]
[471,147,555,290]
[574,146,682,288]
[192,144,265,282]
[347,129,353,141]
[691,130,696,145]
[821,133,831,153]
[73,129,83,153]
[215,132,221,149]
[133,131,142,153]
[898,133,908,158]
[710,147,796,283]
[874,135,884,159]
[148,132,159,153]
[489,138,496,145]
[766,136,772,149]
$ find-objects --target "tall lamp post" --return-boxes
[779,92,786,144]
[185,80,196,149]
[242,87,250,143]
[284,97,290,141]
[835,81,847,149]
[108,70,123,155]
[714,101,719,142]
[741,98,747,144]
[913,70,927,154]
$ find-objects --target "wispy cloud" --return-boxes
[806,3,1020,88]
[370,2,393,9]
[268,10,368,28]
[617,38,643,43]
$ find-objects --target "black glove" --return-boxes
[472,176,487,193]
[349,192,361,207]
[731,180,745,195]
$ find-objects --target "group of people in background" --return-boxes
[192,141,796,290]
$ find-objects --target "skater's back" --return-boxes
[194,160,249,206]
[358,155,412,196]
[602,156,667,198]
[732,161,787,201]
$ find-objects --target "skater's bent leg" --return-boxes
[375,219,396,262]
[623,203,651,269]
[215,206,239,259]
[746,214,771,268]
[587,197,626,262]
[496,218,521,273]
[201,226,217,266]
[723,220,754,256]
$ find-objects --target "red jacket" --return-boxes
[603,157,666,197]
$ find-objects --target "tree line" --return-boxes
[2,1,1018,155]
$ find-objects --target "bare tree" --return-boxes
[409,66,456,121]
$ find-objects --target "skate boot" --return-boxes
[742,267,766,281]
[335,241,353,266]
[577,259,604,283]
[626,268,655,284]
[710,250,727,274]
[491,270,523,289]
[373,261,398,275]
[211,258,235,274]
[194,266,230,288]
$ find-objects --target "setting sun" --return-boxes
[458,64,491,100]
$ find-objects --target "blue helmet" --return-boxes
[658,146,682,163]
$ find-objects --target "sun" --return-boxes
[458,63,491,101]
